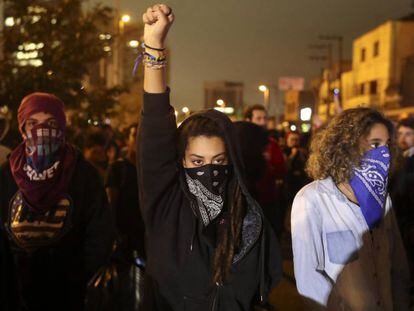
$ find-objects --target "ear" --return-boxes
[182,158,187,168]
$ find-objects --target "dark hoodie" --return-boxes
[137,90,282,311]
[0,151,114,311]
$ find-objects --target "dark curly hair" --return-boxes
[306,108,395,184]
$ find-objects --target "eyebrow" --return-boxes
[189,152,227,159]
[27,117,56,122]
[369,138,390,143]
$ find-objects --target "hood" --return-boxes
[178,109,263,263]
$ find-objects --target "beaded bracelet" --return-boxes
[132,48,167,75]
[143,54,167,69]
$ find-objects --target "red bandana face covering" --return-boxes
[24,123,64,178]
[9,123,77,213]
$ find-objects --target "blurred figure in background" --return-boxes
[105,123,145,259]
[0,144,11,166]
[233,121,268,199]
[283,131,311,207]
[390,117,414,278]
[105,139,121,166]
[83,131,108,179]
[245,104,287,238]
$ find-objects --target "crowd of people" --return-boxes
[1,3,414,311]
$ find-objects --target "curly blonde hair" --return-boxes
[306,108,394,184]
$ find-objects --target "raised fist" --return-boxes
[142,4,174,49]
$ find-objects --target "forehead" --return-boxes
[288,133,300,139]
[27,111,55,121]
[398,125,414,133]
[186,136,226,156]
[366,123,390,139]
[252,109,266,117]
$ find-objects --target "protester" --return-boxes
[137,5,281,310]
[389,118,414,276]
[233,121,268,199]
[0,144,11,165]
[291,108,410,310]
[283,131,310,206]
[105,123,145,258]
[244,104,287,237]
[105,139,121,165]
[83,130,108,179]
[0,92,114,310]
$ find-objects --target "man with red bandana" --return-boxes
[0,93,114,310]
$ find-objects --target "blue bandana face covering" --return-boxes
[350,145,390,229]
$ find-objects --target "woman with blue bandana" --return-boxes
[291,108,410,310]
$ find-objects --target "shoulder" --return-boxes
[292,179,333,218]
[72,155,103,187]
[293,180,323,205]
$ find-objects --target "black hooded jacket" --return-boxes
[0,151,114,311]
[137,90,282,311]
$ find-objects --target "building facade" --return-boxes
[204,81,244,116]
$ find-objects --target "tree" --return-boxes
[0,0,122,144]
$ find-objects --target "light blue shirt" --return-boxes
[291,178,410,310]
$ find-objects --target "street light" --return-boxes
[182,107,189,114]
[300,107,312,122]
[5,17,15,27]
[121,14,131,23]
[216,99,225,107]
[128,40,140,48]
[258,85,270,109]
[258,85,268,92]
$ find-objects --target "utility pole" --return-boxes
[309,43,333,120]
[319,35,344,113]
[113,0,121,86]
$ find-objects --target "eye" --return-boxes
[47,119,58,128]
[213,158,225,165]
[370,142,388,149]
[25,120,37,130]
[192,159,204,166]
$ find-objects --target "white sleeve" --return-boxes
[291,191,332,307]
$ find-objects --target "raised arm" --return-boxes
[143,4,174,93]
[137,5,178,227]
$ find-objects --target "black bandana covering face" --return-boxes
[185,164,231,226]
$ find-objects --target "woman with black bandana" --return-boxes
[137,4,282,311]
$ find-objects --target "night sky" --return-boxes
[97,0,411,112]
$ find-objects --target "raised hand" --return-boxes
[142,4,174,49]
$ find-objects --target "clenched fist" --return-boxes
[142,4,174,49]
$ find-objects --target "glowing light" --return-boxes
[128,40,139,48]
[103,46,111,52]
[259,85,268,92]
[216,99,225,106]
[182,107,189,114]
[121,15,131,23]
[5,17,15,27]
[214,107,235,114]
[301,123,311,133]
[300,107,312,122]
[290,125,297,131]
